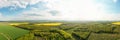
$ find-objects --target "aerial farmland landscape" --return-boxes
[0,0,120,40]
[0,21,120,40]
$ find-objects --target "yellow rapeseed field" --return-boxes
[10,23,29,26]
[112,22,120,25]
[34,23,62,26]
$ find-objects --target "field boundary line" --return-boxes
[0,33,11,40]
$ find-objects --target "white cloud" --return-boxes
[0,13,2,18]
[113,0,117,3]
[11,7,67,20]
[11,8,55,20]
[0,0,49,8]
[43,0,120,21]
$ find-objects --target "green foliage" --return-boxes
[113,26,120,33]
[16,33,34,40]
[88,33,120,40]
[57,30,74,40]
[15,24,35,30]
[30,30,64,40]
[72,32,90,39]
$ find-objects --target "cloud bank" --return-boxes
[0,0,120,21]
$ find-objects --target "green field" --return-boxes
[0,34,8,40]
[0,24,29,40]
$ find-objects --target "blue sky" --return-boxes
[97,0,120,13]
[0,0,120,21]
[0,1,47,16]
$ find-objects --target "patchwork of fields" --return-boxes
[0,21,120,40]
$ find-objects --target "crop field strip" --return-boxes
[0,33,10,40]
[0,33,8,40]
[0,24,29,40]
